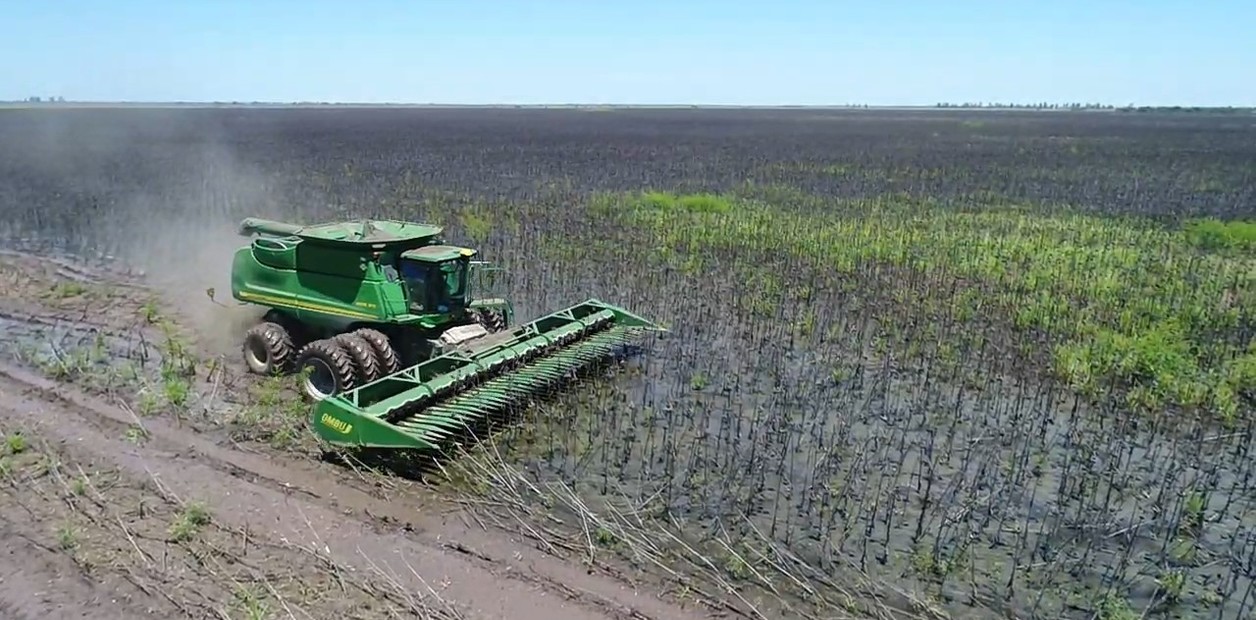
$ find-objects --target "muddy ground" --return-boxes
[0,248,733,620]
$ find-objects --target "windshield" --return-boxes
[398,259,430,311]
[399,260,427,289]
[440,260,466,297]
[399,258,467,312]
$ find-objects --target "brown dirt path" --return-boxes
[0,534,171,620]
[0,249,722,620]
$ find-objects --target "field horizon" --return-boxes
[5,100,1254,112]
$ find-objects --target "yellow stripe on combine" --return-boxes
[238,289,377,320]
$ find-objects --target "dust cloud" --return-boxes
[0,109,294,360]
[108,140,285,359]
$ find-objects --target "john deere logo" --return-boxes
[320,413,352,435]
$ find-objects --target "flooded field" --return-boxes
[1,106,1253,619]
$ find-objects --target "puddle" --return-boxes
[0,311,164,377]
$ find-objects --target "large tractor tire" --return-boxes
[294,338,359,401]
[242,322,294,375]
[352,328,401,375]
[474,308,508,333]
[263,309,313,350]
[335,332,382,385]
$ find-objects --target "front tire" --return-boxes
[335,332,382,385]
[242,322,294,375]
[474,308,508,333]
[294,338,358,400]
[353,328,401,375]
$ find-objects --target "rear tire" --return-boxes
[353,328,401,375]
[263,309,313,349]
[335,332,382,385]
[242,322,294,375]
[294,338,358,400]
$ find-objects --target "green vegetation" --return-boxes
[596,188,1255,424]
[1183,218,1256,253]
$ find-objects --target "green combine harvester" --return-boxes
[229,217,662,452]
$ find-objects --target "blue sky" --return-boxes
[2,0,1251,106]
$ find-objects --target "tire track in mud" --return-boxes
[0,535,167,620]
[0,250,168,375]
[0,363,711,620]
[0,247,148,294]
[0,527,176,620]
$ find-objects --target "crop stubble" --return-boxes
[0,247,722,620]
[1,107,1253,619]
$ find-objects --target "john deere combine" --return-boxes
[230,217,661,452]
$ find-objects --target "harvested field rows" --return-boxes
[1,106,1253,619]
[0,249,724,620]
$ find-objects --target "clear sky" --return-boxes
[2,0,1251,106]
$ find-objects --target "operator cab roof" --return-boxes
[402,245,476,263]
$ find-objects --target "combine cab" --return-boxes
[229,217,661,452]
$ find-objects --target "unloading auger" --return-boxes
[228,216,662,452]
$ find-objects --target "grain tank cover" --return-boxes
[238,217,443,248]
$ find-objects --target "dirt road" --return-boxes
[0,249,719,620]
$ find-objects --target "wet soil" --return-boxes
[0,249,720,620]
